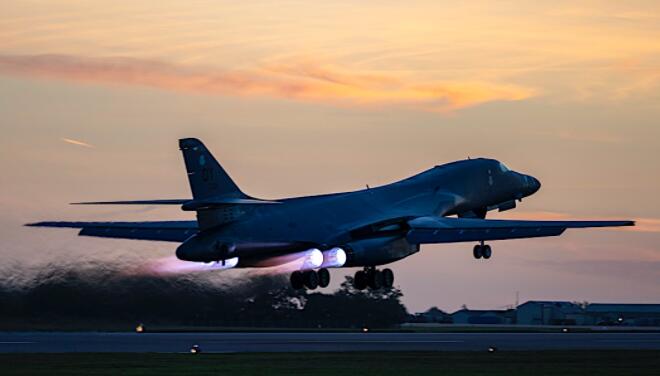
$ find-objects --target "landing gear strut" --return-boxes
[353,267,394,290]
[473,241,492,259]
[290,268,331,290]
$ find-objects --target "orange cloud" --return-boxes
[0,54,534,112]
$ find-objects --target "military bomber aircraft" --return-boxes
[28,138,634,290]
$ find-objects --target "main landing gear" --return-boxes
[353,267,394,290]
[473,241,492,259]
[290,267,395,291]
[290,268,331,290]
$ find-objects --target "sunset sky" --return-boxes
[1,1,659,311]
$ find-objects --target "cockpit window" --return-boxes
[498,162,510,173]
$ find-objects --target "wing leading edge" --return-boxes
[25,221,198,242]
[406,216,635,244]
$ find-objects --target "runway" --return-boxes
[1,332,660,353]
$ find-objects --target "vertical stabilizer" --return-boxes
[179,138,246,200]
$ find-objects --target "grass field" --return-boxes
[2,351,659,376]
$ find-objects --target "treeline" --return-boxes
[0,263,408,329]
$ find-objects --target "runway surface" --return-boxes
[2,332,660,353]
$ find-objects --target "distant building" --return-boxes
[410,307,452,323]
[451,309,514,324]
[410,301,660,327]
[516,301,660,326]
[516,301,584,325]
[585,304,660,326]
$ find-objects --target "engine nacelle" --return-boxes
[344,236,419,267]
[176,233,236,262]
[238,247,324,271]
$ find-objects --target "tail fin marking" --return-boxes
[179,138,246,200]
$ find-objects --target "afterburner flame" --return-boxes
[248,248,326,274]
[302,248,324,270]
[145,247,339,276]
[321,247,347,268]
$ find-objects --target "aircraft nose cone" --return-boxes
[529,176,541,194]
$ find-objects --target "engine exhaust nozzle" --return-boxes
[321,247,347,268]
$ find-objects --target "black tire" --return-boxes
[473,245,483,259]
[354,270,368,290]
[303,270,319,290]
[290,271,304,290]
[367,270,383,289]
[317,268,331,288]
[382,268,394,288]
[482,245,492,259]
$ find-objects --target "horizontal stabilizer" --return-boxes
[71,197,281,210]
[407,216,635,244]
[72,199,189,205]
[26,221,198,242]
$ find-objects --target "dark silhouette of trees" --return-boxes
[301,276,407,328]
[0,264,408,329]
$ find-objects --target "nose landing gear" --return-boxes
[473,241,492,259]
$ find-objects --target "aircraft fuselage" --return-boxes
[176,158,540,267]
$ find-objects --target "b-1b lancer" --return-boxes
[28,138,634,290]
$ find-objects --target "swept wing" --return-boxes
[406,216,634,244]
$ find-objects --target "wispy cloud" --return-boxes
[60,137,94,148]
[0,54,534,112]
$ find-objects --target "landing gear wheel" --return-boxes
[382,268,394,288]
[303,270,319,290]
[317,268,330,288]
[367,269,383,289]
[482,245,492,259]
[290,271,304,290]
[353,270,368,290]
[473,245,483,259]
